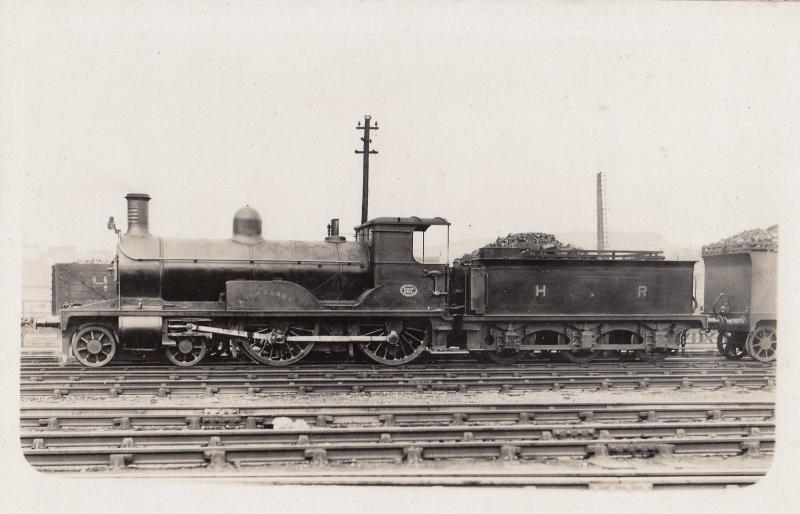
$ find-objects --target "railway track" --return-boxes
[152,469,767,488]
[21,401,773,481]
[21,401,775,429]
[19,358,774,376]
[22,420,773,448]
[19,359,775,397]
[19,339,776,486]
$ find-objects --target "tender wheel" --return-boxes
[534,350,562,361]
[525,332,569,362]
[634,348,672,363]
[746,326,777,363]
[716,332,747,360]
[484,349,528,365]
[238,321,316,366]
[72,324,117,367]
[165,337,208,366]
[559,349,598,364]
[359,319,429,365]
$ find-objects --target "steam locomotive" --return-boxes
[48,193,776,367]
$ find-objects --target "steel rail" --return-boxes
[23,433,774,470]
[18,356,750,372]
[19,357,776,375]
[20,419,775,450]
[20,402,774,430]
[19,373,775,397]
[19,359,775,380]
[19,367,776,383]
[19,367,775,383]
[68,468,766,487]
[150,470,767,488]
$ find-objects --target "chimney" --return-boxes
[325,218,345,242]
[125,193,151,237]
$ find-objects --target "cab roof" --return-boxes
[355,216,450,232]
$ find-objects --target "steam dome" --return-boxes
[232,205,264,243]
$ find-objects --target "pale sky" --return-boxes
[4,1,798,253]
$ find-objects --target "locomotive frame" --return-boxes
[48,192,778,368]
[60,198,454,367]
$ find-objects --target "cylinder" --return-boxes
[125,193,151,237]
[119,316,162,350]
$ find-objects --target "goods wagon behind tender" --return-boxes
[703,241,777,362]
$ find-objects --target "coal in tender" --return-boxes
[702,227,778,256]
[487,232,581,251]
[457,232,581,262]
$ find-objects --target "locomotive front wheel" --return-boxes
[358,320,429,366]
[716,332,747,360]
[164,338,208,367]
[72,325,117,367]
[746,326,777,363]
[239,321,316,366]
[558,349,598,364]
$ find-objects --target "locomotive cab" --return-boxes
[353,217,450,313]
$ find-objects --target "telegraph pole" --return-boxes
[355,115,378,224]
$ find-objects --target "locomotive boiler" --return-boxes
[117,194,371,302]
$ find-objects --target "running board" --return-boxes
[184,324,389,343]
